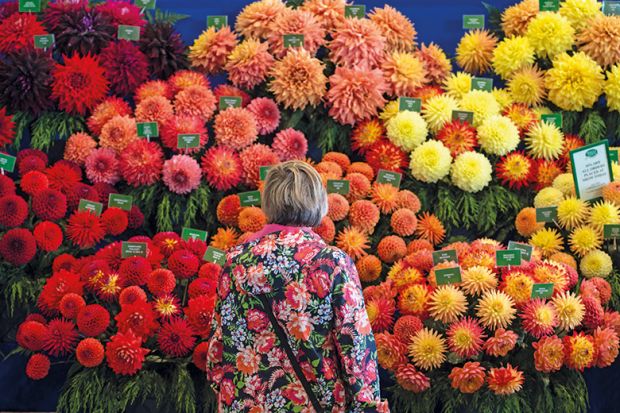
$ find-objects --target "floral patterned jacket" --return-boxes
[206,224,388,413]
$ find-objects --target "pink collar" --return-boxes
[246,223,311,243]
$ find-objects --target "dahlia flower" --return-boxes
[450,152,492,193]
[578,16,620,67]
[521,299,559,338]
[580,250,613,278]
[84,148,120,185]
[335,226,370,260]
[43,318,79,357]
[51,54,109,115]
[476,115,520,156]
[76,338,105,368]
[26,354,50,380]
[106,330,149,375]
[443,72,474,100]
[300,0,345,31]
[382,51,427,97]
[476,291,516,330]
[240,144,279,187]
[200,146,242,191]
[525,122,565,160]
[526,12,575,59]
[552,291,585,331]
[326,67,387,125]
[226,39,274,89]
[214,108,258,150]
[496,152,534,190]
[455,29,497,74]
[461,265,497,296]
[99,115,137,153]
[189,26,237,75]
[174,85,217,122]
[272,129,307,161]
[508,65,547,104]
[160,115,208,154]
[134,80,172,103]
[247,98,280,135]
[0,50,54,115]
[564,332,596,371]
[409,328,446,371]
[329,18,385,69]
[459,90,501,127]
[569,226,602,257]
[416,212,446,245]
[369,5,416,52]
[487,364,524,395]
[560,0,603,31]
[0,228,36,266]
[139,21,189,80]
[119,140,164,187]
[530,228,564,257]
[0,12,47,54]
[100,41,149,97]
[267,9,325,58]
[409,140,452,184]
[606,64,620,111]
[66,211,105,249]
[162,155,202,195]
[546,52,604,111]
[417,43,452,84]
[532,335,564,373]
[501,0,539,37]
[427,285,467,324]
[135,96,174,125]
[593,327,620,368]
[421,95,459,134]
[158,318,196,357]
[492,36,535,79]
[449,362,485,393]
[590,200,620,231]
[95,1,146,28]
[235,0,287,39]
[366,141,408,173]
[366,298,396,332]
[20,171,49,197]
[386,111,428,152]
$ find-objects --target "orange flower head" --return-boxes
[515,207,544,237]
[267,9,325,59]
[87,97,132,136]
[351,119,385,155]
[501,0,539,36]
[366,297,396,332]
[300,0,346,32]
[347,162,375,181]
[189,26,238,75]
[593,327,620,368]
[314,216,336,243]
[346,173,371,202]
[484,328,518,357]
[500,270,534,306]
[417,43,452,84]
[210,227,239,251]
[396,190,421,213]
[371,183,400,214]
[487,364,524,395]
[375,332,408,371]
[563,332,596,371]
[329,17,386,69]
[407,239,434,254]
[316,160,343,179]
[238,207,266,233]
[534,159,563,190]
[521,298,559,338]
[349,200,380,234]
[378,235,407,264]
[602,181,620,206]
[415,212,445,246]
[369,5,417,53]
[398,284,430,317]
[577,16,620,67]
[64,133,97,166]
[365,140,408,173]
[134,80,173,103]
[336,226,370,260]
[449,362,486,394]
[174,85,217,122]
[533,335,564,373]
[502,103,538,134]
[135,95,174,125]
[530,260,569,296]
[323,152,351,170]
[356,255,383,283]
[391,208,418,237]
[168,70,210,95]
[447,317,486,358]
[436,120,478,157]
[217,195,241,227]
[395,364,430,393]
[388,265,424,293]
[549,252,578,269]
[225,39,274,90]
[497,152,535,190]
[327,193,350,222]
[394,315,423,346]
[235,0,287,39]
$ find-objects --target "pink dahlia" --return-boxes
[327,67,387,125]
[160,115,208,155]
[272,129,308,161]
[162,155,202,195]
[119,140,164,187]
[246,97,281,135]
[95,1,146,28]
[267,9,325,59]
[200,146,243,191]
[329,18,386,69]
[225,39,274,89]
[240,144,279,187]
[214,107,258,150]
[100,40,149,97]
[174,85,217,122]
[85,148,120,185]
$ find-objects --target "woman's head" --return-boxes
[262,161,328,227]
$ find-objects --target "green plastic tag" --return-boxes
[177,134,200,149]
[122,242,148,258]
[78,199,103,216]
[34,34,54,49]
[0,153,16,173]
[259,166,271,181]
[609,148,619,164]
[207,15,228,29]
[19,0,41,12]
[435,267,462,286]
[432,250,458,265]
[219,96,242,110]
[452,110,474,124]
[204,246,227,265]
[283,34,304,48]
[539,0,559,11]
[108,194,133,211]
[496,250,522,267]
[604,224,620,239]
[536,206,558,223]
[239,190,261,207]
[507,241,533,262]
[137,122,159,138]
[471,77,493,92]
[463,15,485,29]
[327,179,350,195]
[345,5,366,18]
[134,0,156,9]
[604,1,620,15]
[376,169,402,188]
[541,113,562,128]
[182,227,208,242]
[398,97,421,112]
[531,283,554,299]
[118,25,141,41]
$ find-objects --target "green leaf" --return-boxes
[283,109,304,129]
[147,9,190,25]
[482,2,504,38]
[579,110,606,144]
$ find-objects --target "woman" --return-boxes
[206,161,388,413]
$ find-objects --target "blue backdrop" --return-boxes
[1,0,619,412]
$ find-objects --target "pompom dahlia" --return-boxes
[0,50,54,115]
[26,354,50,380]
[33,221,63,252]
[85,148,120,185]
[106,330,149,375]
[477,115,520,156]
[119,140,164,187]
[272,129,308,161]
[390,208,417,237]
[51,54,109,115]
[77,304,110,337]
[100,41,149,97]
[139,22,189,80]
[59,293,85,320]
[327,67,387,126]
[369,5,416,53]
[190,26,237,75]
[17,321,47,353]
[76,338,105,368]
[185,295,216,337]
[217,195,241,226]
[0,228,37,266]
[235,0,286,39]
[328,193,350,221]
[0,12,47,54]
[161,115,208,154]
[101,207,128,237]
[162,155,202,195]
[226,39,274,89]
[449,362,486,394]
[577,16,620,68]
[200,146,242,191]
[386,110,428,152]
[329,18,385,69]
[0,194,28,228]
[214,108,258,150]
[409,140,452,184]
[455,29,497,74]
[168,249,200,279]
[487,364,524,395]
[545,52,604,111]
[349,200,380,234]
[238,207,267,233]
[409,328,446,371]
[450,151,492,193]
[267,9,325,59]
[417,43,452,84]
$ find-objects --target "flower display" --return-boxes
[51,54,109,115]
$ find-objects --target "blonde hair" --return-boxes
[262,161,328,227]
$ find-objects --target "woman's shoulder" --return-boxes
[313,244,355,266]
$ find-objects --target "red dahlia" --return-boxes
[33,221,63,252]
[213,84,251,107]
[0,194,28,227]
[119,286,148,307]
[115,301,159,338]
[20,170,49,195]
[365,140,408,173]
[106,330,149,375]
[26,353,50,380]
[100,40,149,97]
[101,207,128,236]
[38,270,84,315]
[45,161,81,194]
[58,293,86,320]
[119,257,151,287]
[168,249,200,279]
[200,146,243,191]
[32,189,67,221]
[0,12,47,54]
[128,205,144,229]
[152,232,182,257]
[25,314,47,324]
[52,254,78,274]
[0,228,37,266]
[66,183,99,211]
[147,269,177,296]
[17,321,48,351]
[66,211,106,249]
[76,338,105,368]
[189,278,217,299]
[157,318,196,357]
[182,238,207,262]
[51,54,109,115]
[93,182,117,204]
[77,304,110,337]
[199,262,222,280]
[0,174,15,197]
[185,294,216,337]
[119,140,164,187]
[18,156,46,176]
[43,318,79,357]
[0,106,15,147]
[95,1,146,28]
[192,341,210,371]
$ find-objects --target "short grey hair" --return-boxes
[262,161,328,227]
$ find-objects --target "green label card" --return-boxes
[345,5,366,18]
[207,15,228,29]
[609,148,619,163]
[219,96,242,110]
[203,246,227,265]
[463,14,485,29]
[496,250,522,267]
[34,34,54,49]
[137,122,159,138]
[177,134,200,149]
[239,190,261,207]
[118,25,140,41]
[259,166,271,181]
[19,0,41,12]
[0,153,16,173]
[134,0,156,9]
[376,169,402,188]
[507,241,533,262]
[539,0,559,11]
[181,227,208,242]
[398,97,421,112]
[327,179,350,195]
[121,242,148,258]
[604,1,620,15]
[531,283,554,299]
[108,194,133,211]
[452,110,474,124]
[570,140,613,201]
[471,77,493,92]
[536,206,558,222]
[435,267,462,286]
[283,34,304,48]
[78,199,103,216]
[541,113,562,128]
[604,224,620,239]
[432,249,458,265]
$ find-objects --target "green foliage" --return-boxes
[562,111,580,135]
[29,112,86,151]
[482,2,504,38]
[607,271,620,312]
[579,110,606,144]
[10,111,31,150]
[147,9,190,25]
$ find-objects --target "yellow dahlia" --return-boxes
[552,173,576,197]
[526,12,575,59]
[461,265,498,296]
[559,0,603,32]
[501,271,534,306]
[605,64,620,111]
[508,65,547,106]
[189,27,237,75]
[530,228,564,257]
[545,52,604,111]
[335,226,370,260]
[421,94,460,134]
[580,250,613,278]
[409,328,446,371]
[525,122,565,160]
[300,0,345,32]
[428,285,468,324]
[455,29,497,75]
[476,291,516,330]
[235,0,287,39]
[450,151,493,193]
[417,43,452,84]
[386,111,428,152]
[379,101,400,123]
[443,72,473,100]
[492,36,535,79]
[557,197,589,229]
[477,115,520,156]
[577,16,620,67]
[564,332,596,371]
[382,51,428,97]
[569,225,602,257]
[590,201,620,232]
[269,48,326,111]
[369,5,417,53]
[534,187,564,208]
[492,87,514,110]
[459,91,501,127]
[398,284,430,316]
[501,0,539,37]
[552,291,585,331]
[409,140,453,183]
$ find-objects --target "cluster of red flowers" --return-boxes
[17,231,220,379]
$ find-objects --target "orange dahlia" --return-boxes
[213,107,258,150]
[189,26,237,75]
[447,317,486,358]
[160,115,208,155]
[238,207,267,233]
[314,216,336,243]
[200,146,242,191]
[534,159,563,190]
[503,103,538,133]
[577,16,620,67]
[327,193,350,221]
[533,335,564,373]
[210,227,239,251]
[351,119,385,155]
[501,270,534,306]
[496,151,534,190]
[371,183,400,214]
[300,0,346,32]
[515,207,544,237]
[415,212,445,246]
[602,181,620,206]
[235,0,286,39]
[365,140,408,173]
[356,255,382,283]
[99,115,137,153]
[398,284,430,316]
[456,30,498,75]
[407,239,434,254]
[134,95,174,124]
[348,199,378,233]
[267,9,325,58]
[329,18,385,69]
[217,195,241,227]
[563,332,596,371]
[375,332,408,371]
[487,364,524,395]
[377,236,407,264]
[369,5,417,53]
[417,43,452,84]
[87,97,132,136]
[394,315,423,346]
[174,85,217,121]
[449,362,486,393]
[226,39,274,90]
[336,226,370,260]
[501,0,539,37]
[593,327,619,368]
[396,364,430,393]
[347,162,375,181]
[345,173,371,202]
[64,133,97,166]
[382,51,428,98]
[436,120,477,157]
[168,71,210,95]
[391,208,418,237]
[239,143,279,187]
[134,80,173,103]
